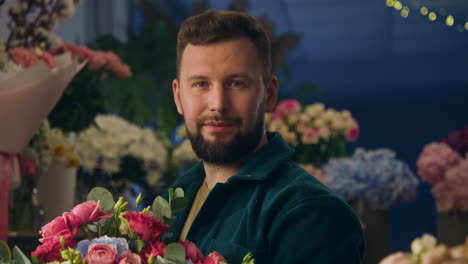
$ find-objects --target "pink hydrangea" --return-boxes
[417,142,462,184]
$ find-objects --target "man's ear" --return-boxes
[265,75,278,113]
[172,79,183,115]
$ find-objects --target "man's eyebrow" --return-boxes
[187,75,208,81]
[226,73,252,79]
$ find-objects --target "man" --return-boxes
[168,10,365,264]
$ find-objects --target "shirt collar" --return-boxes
[178,132,295,186]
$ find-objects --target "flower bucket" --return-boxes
[437,212,468,246]
[350,200,389,264]
[37,162,77,223]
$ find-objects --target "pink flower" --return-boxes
[39,216,77,243]
[274,99,301,115]
[88,51,107,71]
[113,64,132,78]
[203,252,227,264]
[179,240,204,263]
[123,212,169,242]
[346,125,359,142]
[39,50,57,69]
[86,243,118,264]
[104,51,121,69]
[301,128,318,145]
[417,143,462,184]
[9,47,38,68]
[140,241,166,261]
[32,235,76,262]
[432,159,468,212]
[66,201,113,227]
[118,251,142,264]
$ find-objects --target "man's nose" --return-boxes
[209,84,230,112]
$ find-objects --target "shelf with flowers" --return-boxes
[379,233,468,264]
[0,186,255,264]
[265,99,359,182]
[417,127,468,246]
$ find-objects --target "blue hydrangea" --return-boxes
[76,235,129,259]
[323,148,419,209]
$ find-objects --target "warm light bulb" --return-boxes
[428,12,437,21]
[386,0,395,7]
[446,15,454,26]
[465,22,468,30]
[393,1,403,10]
[420,7,428,16]
[401,7,410,18]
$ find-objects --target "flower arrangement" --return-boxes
[379,233,468,264]
[324,148,419,209]
[75,114,167,188]
[417,128,468,213]
[0,187,255,264]
[265,99,359,167]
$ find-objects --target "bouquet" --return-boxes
[379,233,468,264]
[0,187,255,264]
[417,128,468,212]
[324,148,419,209]
[265,99,359,168]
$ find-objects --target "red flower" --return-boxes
[39,216,77,243]
[123,212,169,242]
[66,200,113,227]
[9,47,38,68]
[141,241,166,261]
[203,252,227,264]
[32,235,76,262]
[179,240,204,263]
[346,125,360,142]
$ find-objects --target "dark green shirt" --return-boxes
[166,132,365,264]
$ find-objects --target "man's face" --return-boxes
[173,37,277,164]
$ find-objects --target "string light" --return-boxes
[385,1,468,33]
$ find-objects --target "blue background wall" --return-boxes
[152,0,468,252]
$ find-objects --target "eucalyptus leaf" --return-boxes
[12,247,30,264]
[152,196,172,218]
[87,187,115,211]
[170,197,187,213]
[87,224,98,233]
[0,241,11,262]
[174,188,184,199]
[168,188,174,202]
[164,243,186,264]
[136,240,146,254]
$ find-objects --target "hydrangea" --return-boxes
[324,148,419,209]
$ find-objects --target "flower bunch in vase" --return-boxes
[417,128,468,213]
[379,233,468,264]
[265,99,359,181]
[324,148,419,209]
[0,187,255,264]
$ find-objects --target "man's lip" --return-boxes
[203,122,233,126]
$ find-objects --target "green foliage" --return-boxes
[0,241,11,263]
[12,247,30,264]
[87,187,116,211]
[295,135,347,167]
[164,243,186,264]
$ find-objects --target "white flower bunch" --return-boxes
[75,115,168,186]
[172,139,198,165]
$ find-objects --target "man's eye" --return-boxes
[194,81,208,87]
[231,80,244,87]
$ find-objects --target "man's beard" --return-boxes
[186,109,265,165]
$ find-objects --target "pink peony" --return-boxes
[417,143,462,184]
[86,243,118,264]
[180,240,204,263]
[39,50,57,69]
[32,235,76,262]
[9,47,38,68]
[274,99,301,116]
[123,212,169,242]
[66,200,113,227]
[203,252,227,264]
[118,251,142,264]
[346,125,360,142]
[39,216,77,243]
[140,241,166,261]
[113,64,132,78]
[88,51,107,71]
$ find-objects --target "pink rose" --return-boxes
[203,252,227,264]
[39,51,57,69]
[32,235,76,262]
[141,241,166,261]
[123,212,169,242]
[39,216,77,243]
[118,251,141,264]
[275,99,301,115]
[301,128,318,145]
[346,125,360,142]
[9,47,38,68]
[66,201,113,227]
[179,240,204,263]
[86,243,118,264]
[113,64,132,78]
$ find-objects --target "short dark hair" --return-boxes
[176,10,272,84]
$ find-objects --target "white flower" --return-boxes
[172,139,198,165]
[56,0,76,21]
